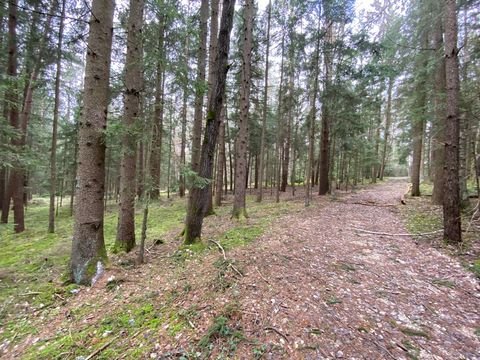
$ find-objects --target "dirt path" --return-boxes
[228,179,479,359]
[5,179,479,359]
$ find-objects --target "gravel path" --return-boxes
[233,179,480,359]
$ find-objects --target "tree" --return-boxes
[431,4,446,205]
[70,0,115,284]
[184,0,236,244]
[256,0,271,203]
[191,0,209,173]
[115,0,144,253]
[443,0,461,243]
[2,0,22,231]
[48,0,66,233]
[232,0,254,219]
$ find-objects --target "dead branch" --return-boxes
[352,227,442,237]
[255,267,270,284]
[208,239,226,260]
[85,335,119,360]
[264,326,289,343]
[342,201,397,207]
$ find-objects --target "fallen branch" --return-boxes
[343,201,397,207]
[18,292,41,296]
[208,239,226,260]
[264,326,289,343]
[255,267,270,284]
[85,335,119,360]
[352,227,443,237]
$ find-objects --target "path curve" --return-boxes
[233,179,479,359]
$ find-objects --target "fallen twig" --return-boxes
[85,335,119,360]
[255,267,270,284]
[264,326,289,343]
[342,201,397,207]
[209,239,226,260]
[229,263,244,277]
[352,227,442,237]
[18,292,41,296]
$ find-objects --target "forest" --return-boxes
[0,0,479,358]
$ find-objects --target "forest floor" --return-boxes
[1,178,479,359]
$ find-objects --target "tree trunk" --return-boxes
[150,14,165,199]
[184,0,236,244]
[215,106,226,206]
[232,0,253,219]
[411,33,429,197]
[179,33,189,198]
[115,0,143,253]
[319,22,333,195]
[204,0,220,216]
[380,76,393,181]
[305,28,320,207]
[48,0,66,233]
[443,0,461,243]
[71,0,115,284]
[256,0,271,203]
[275,33,285,203]
[432,15,446,205]
[191,0,209,172]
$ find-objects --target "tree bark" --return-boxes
[443,0,461,243]
[215,106,226,206]
[232,0,253,219]
[71,0,115,284]
[115,0,143,253]
[184,0,236,243]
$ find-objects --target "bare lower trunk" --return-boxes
[115,0,143,253]
[443,0,461,243]
[71,0,115,284]
[232,0,253,219]
[256,0,271,203]
[49,0,66,233]
[215,108,226,206]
